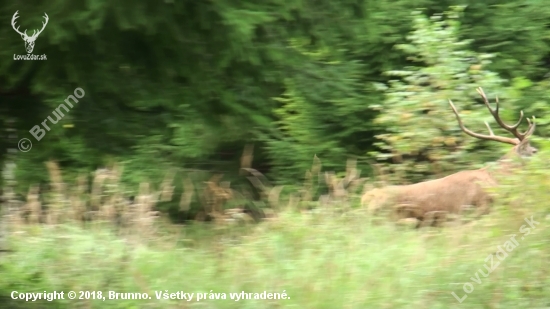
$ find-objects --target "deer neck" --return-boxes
[485,149,525,178]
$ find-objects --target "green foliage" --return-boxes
[494,146,550,215]
[369,6,527,182]
[511,77,550,139]
[1,1,550,195]
[459,1,550,81]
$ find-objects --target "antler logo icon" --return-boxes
[11,11,49,54]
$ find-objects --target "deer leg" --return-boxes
[473,199,491,219]
[475,207,490,219]
[415,216,425,229]
[430,211,447,227]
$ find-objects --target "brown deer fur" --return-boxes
[362,88,537,227]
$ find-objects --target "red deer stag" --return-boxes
[362,87,537,228]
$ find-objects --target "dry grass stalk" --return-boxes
[69,174,87,221]
[159,170,175,202]
[317,158,367,213]
[130,182,160,236]
[240,144,254,175]
[201,174,233,219]
[45,160,68,224]
[25,185,41,224]
[300,155,322,203]
[90,167,111,210]
[179,176,194,212]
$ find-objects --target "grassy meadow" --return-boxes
[1,153,549,309]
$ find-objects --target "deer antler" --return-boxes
[11,11,49,39]
[475,87,536,141]
[35,13,49,38]
[448,87,536,145]
[11,11,25,37]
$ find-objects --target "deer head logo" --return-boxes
[11,11,49,54]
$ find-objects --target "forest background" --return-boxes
[1,1,550,219]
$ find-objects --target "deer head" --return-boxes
[448,87,537,158]
[11,11,49,54]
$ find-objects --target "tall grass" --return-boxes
[0,152,549,308]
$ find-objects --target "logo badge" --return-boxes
[12,11,48,60]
